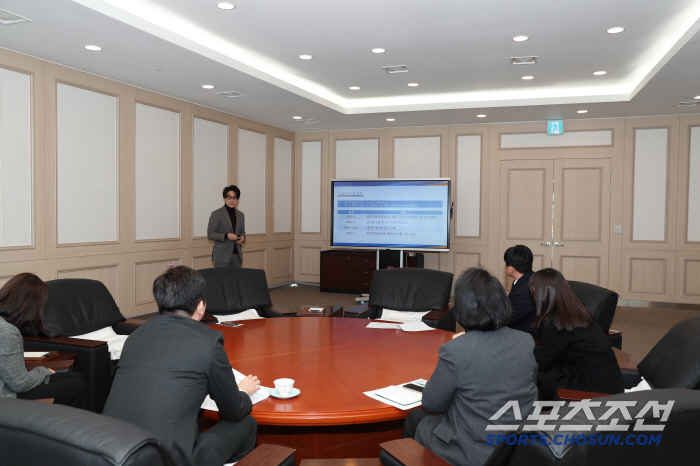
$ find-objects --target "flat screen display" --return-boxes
[331,179,450,251]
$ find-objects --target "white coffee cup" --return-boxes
[274,378,295,395]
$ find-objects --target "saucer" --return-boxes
[270,388,301,399]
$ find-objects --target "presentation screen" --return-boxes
[331,178,450,251]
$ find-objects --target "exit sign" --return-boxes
[547,120,564,135]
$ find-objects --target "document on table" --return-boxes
[366,321,435,332]
[364,379,428,410]
[24,352,51,358]
[201,368,271,411]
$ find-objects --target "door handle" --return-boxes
[541,242,551,247]
[553,242,564,247]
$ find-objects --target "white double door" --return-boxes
[499,158,612,288]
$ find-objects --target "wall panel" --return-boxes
[335,139,379,179]
[238,128,267,235]
[45,64,127,259]
[271,241,294,284]
[621,250,675,301]
[56,83,118,245]
[0,67,32,248]
[134,103,181,240]
[394,137,441,178]
[0,260,46,287]
[192,117,228,238]
[128,249,187,316]
[300,140,322,233]
[273,137,293,234]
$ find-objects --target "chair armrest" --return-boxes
[261,304,297,317]
[23,335,107,349]
[421,304,456,332]
[557,388,612,401]
[113,319,146,335]
[344,303,377,319]
[236,443,295,466]
[26,360,74,371]
[379,438,451,466]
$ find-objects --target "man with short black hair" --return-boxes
[104,266,259,466]
[208,185,246,268]
[503,245,537,336]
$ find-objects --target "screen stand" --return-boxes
[377,249,404,269]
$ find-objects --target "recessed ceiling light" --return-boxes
[607,27,625,34]
[408,83,419,87]
[386,118,395,122]
[299,54,313,60]
[477,114,486,118]
[293,116,303,120]
[349,86,360,90]
[216,2,235,9]
[371,48,386,54]
[202,85,214,89]
[522,75,534,80]
[593,71,607,75]
[512,35,529,42]
[694,95,700,100]
[577,110,588,114]
[84,45,102,51]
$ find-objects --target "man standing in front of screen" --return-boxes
[208,185,246,268]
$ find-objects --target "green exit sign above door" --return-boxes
[547,120,564,135]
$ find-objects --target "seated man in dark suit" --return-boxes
[504,245,537,337]
[103,266,260,466]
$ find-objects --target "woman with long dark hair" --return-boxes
[0,273,87,408]
[402,268,538,466]
[531,268,624,400]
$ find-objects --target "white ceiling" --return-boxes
[2,0,700,131]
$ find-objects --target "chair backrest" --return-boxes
[568,281,618,331]
[482,389,700,466]
[0,398,178,466]
[638,316,700,389]
[33,279,125,338]
[199,267,272,314]
[369,268,453,312]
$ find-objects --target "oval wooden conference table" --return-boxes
[201,317,452,462]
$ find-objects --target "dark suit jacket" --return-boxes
[535,320,624,400]
[507,270,537,336]
[103,315,252,466]
[415,327,538,466]
[207,206,246,263]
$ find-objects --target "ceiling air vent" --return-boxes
[382,65,410,74]
[511,56,537,65]
[677,101,699,107]
[0,9,31,25]
[215,91,245,98]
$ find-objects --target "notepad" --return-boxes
[366,321,435,332]
[201,368,271,411]
[364,378,428,410]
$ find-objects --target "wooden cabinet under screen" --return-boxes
[320,250,423,293]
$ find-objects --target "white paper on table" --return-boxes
[201,368,271,411]
[364,378,428,410]
[380,309,430,322]
[24,352,51,358]
[625,376,652,393]
[72,326,128,360]
[366,321,435,332]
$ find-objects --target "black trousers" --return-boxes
[192,414,257,465]
[402,408,431,439]
[17,371,88,410]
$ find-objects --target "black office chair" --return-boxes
[568,280,621,349]
[0,398,295,466]
[344,268,455,331]
[21,278,134,412]
[482,389,699,466]
[198,267,296,319]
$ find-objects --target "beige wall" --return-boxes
[2,46,699,311]
[0,48,294,316]
[295,118,700,305]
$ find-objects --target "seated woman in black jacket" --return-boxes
[531,268,624,400]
